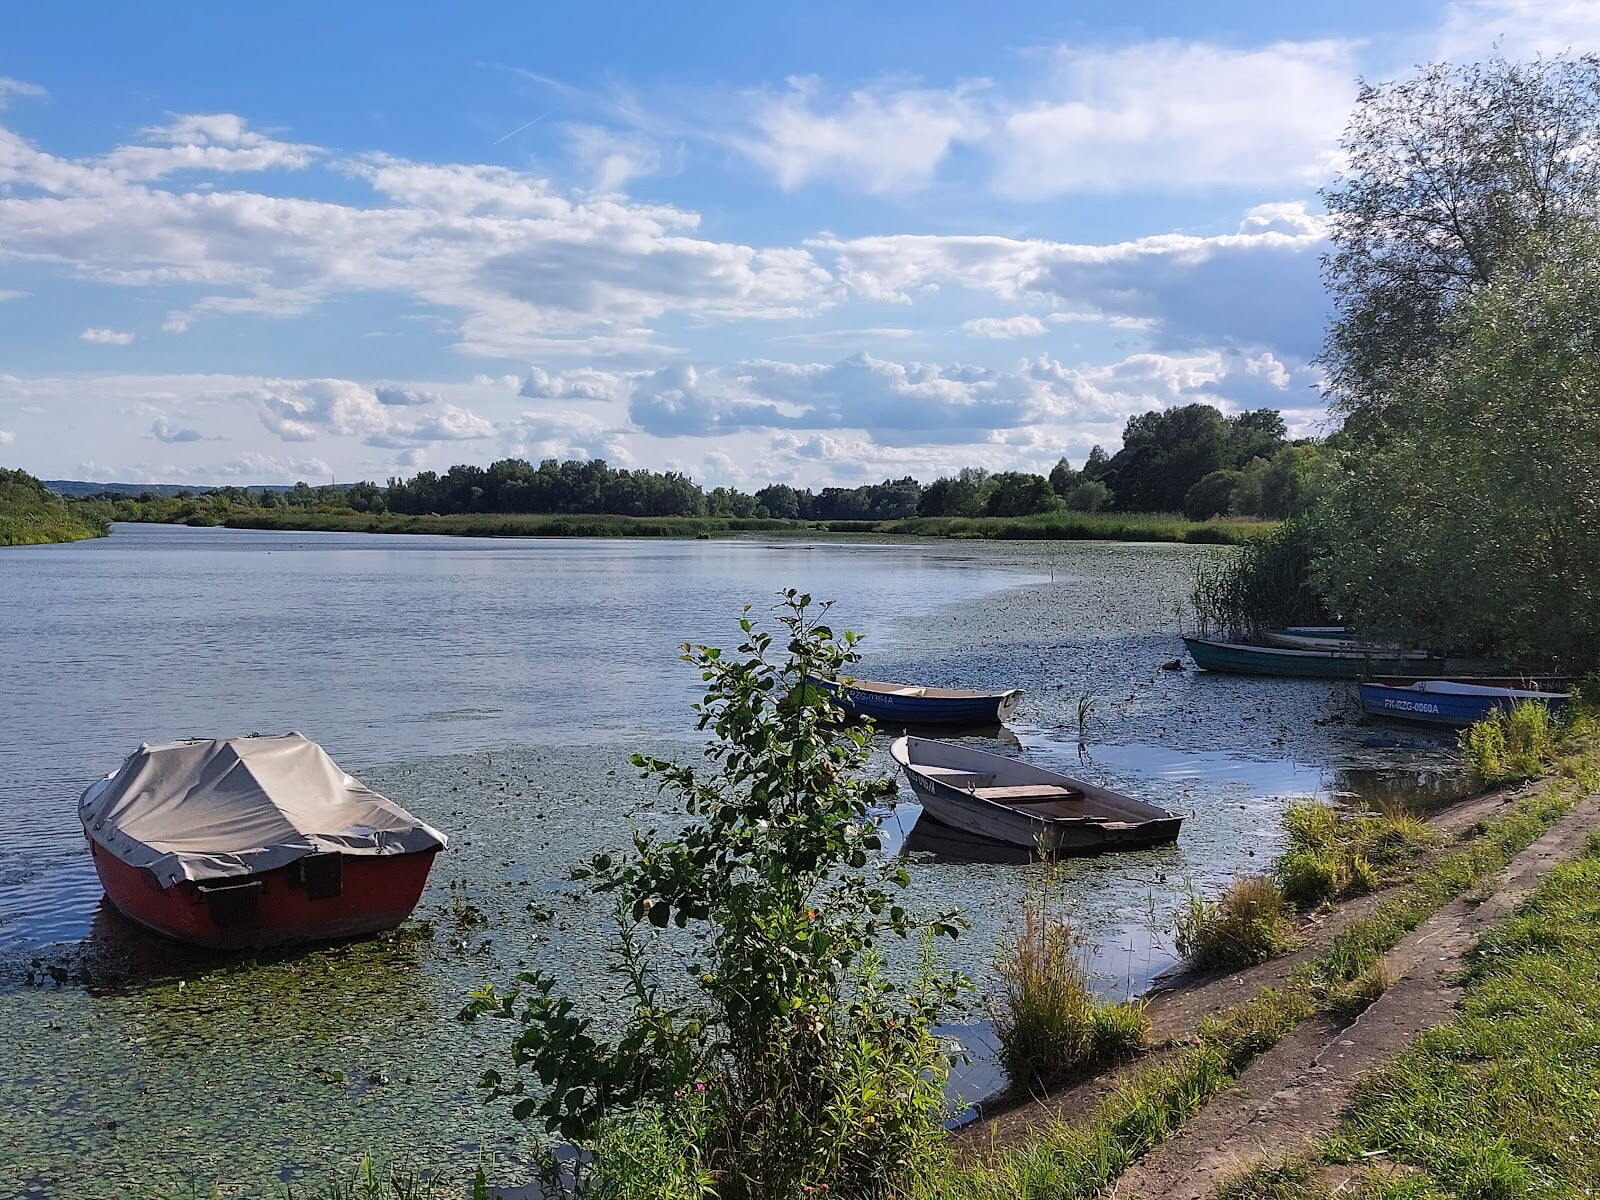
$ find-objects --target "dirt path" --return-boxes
[1105,788,1600,1199]
[955,781,1527,1152]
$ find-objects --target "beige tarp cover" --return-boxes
[79,733,447,887]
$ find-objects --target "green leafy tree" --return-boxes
[982,472,1063,517]
[1182,469,1242,521]
[1314,227,1600,670]
[462,594,965,1198]
[1322,54,1600,427]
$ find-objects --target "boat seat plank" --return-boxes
[973,784,1083,802]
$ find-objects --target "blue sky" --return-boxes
[1,0,1594,487]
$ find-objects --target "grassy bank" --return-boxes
[1222,832,1600,1199]
[100,501,1270,545]
[1,468,110,546]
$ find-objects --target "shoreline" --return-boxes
[96,507,1272,545]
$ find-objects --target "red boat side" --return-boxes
[89,840,440,950]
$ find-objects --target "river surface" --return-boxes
[0,524,1462,1197]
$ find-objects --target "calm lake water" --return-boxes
[0,524,1462,1197]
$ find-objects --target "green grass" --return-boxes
[885,511,1271,544]
[1173,875,1300,971]
[1275,802,1437,911]
[109,502,1272,544]
[1460,700,1565,784]
[1220,833,1600,1200]
[0,468,109,546]
[990,901,1149,1092]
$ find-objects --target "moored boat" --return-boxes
[1183,636,1451,679]
[1357,681,1571,728]
[810,676,1022,725]
[889,736,1182,855]
[80,733,446,950]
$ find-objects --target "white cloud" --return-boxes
[738,77,986,193]
[962,315,1048,339]
[502,409,630,462]
[0,120,841,358]
[628,347,1313,445]
[373,384,442,407]
[80,327,135,344]
[0,429,14,445]
[817,202,1329,359]
[150,416,205,443]
[1438,0,1600,59]
[99,113,317,182]
[520,365,631,403]
[0,289,25,301]
[993,40,1355,197]
[566,123,664,191]
[0,77,45,108]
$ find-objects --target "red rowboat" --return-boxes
[80,733,446,950]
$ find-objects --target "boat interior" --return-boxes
[847,678,1011,699]
[915,764,1107,820]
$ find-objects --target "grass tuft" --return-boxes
[1459,700,1561,783]
[991,900,1148,1092]
[1174,876,1299,971]
[1275,801,1436,911]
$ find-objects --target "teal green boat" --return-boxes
[1182,636,1451,679]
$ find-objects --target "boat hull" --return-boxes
[816,680,1022,725]
[903,773,1182,854]
[1357,684,1570,728]
[88,840,439,950]
[1183,636,1449,679]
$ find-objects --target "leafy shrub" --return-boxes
[991,900,1148,1091]
[460,593,965,1200]
[1174,877,1299,971]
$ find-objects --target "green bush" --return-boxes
[1174,877,1299,971]
[461,594,965,1200]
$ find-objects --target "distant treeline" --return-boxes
[77,402,1321,524]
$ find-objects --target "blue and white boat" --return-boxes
[809,677,1022,726]
[1358,680,1571,728]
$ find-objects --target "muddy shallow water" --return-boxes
[0,526,1462,1197]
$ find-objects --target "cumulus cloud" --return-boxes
[0,289,26,301]
[502,409,630,462]
[373,384,442,407]
[815,202,1329,359]
[242,377,497,449]
[0,429,14,445]
[992,40,1355,197]
[962,315,1048,339]
[150,417,205,443]
[0,119,840,358]
[628,348,1314,446]
[520,365,631,403]
[99,113,317,182]
[721,38,1353,198]
[80,327,135,344]
[738,78,985,193]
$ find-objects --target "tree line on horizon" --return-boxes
[89,402,1321,524]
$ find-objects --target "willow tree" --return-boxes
[1323,55,1600,428]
